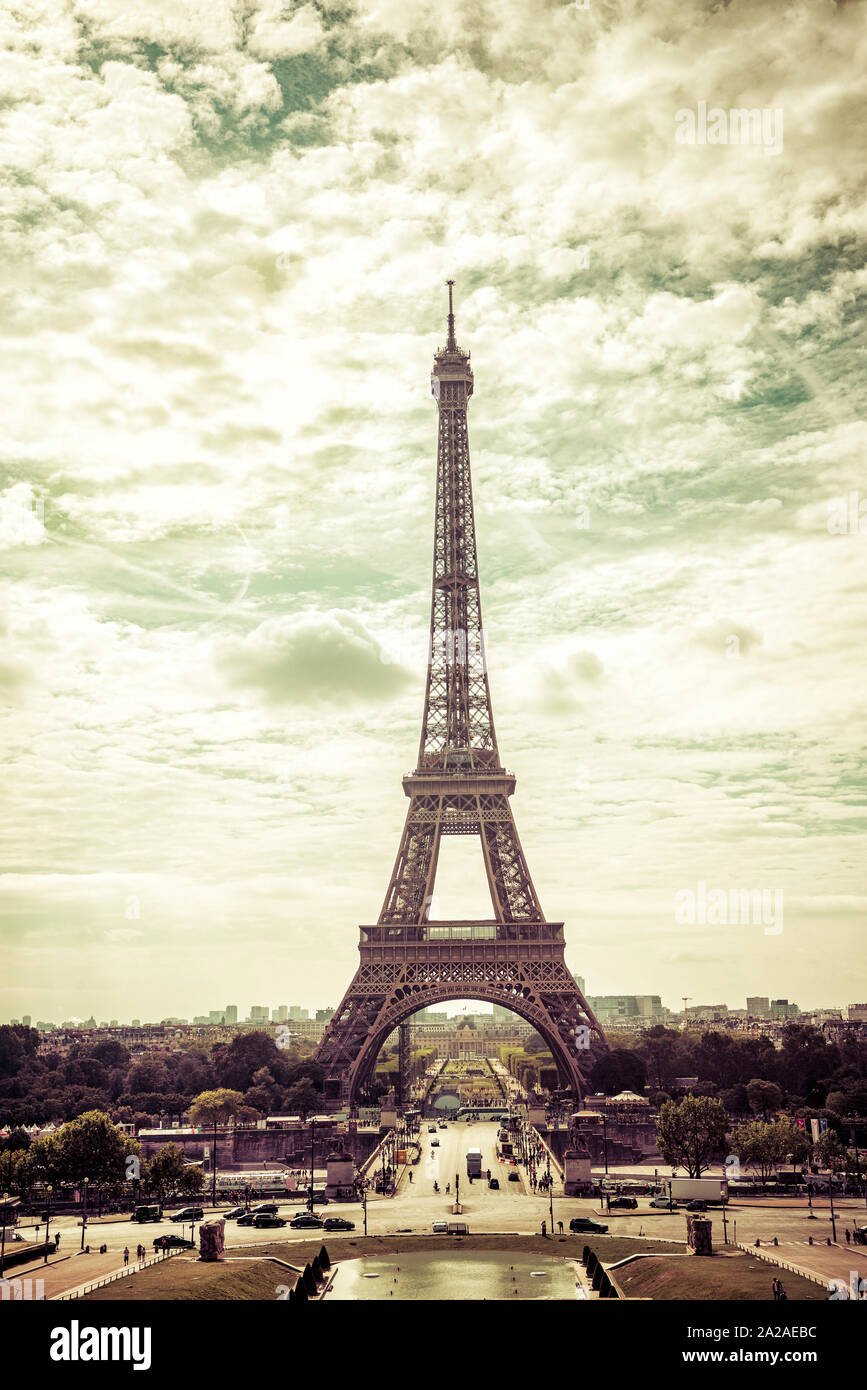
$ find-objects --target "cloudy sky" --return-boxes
[1,0,865,1026]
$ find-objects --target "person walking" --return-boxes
[558,1220,564,1235]
[771,1277,779,1300]
[123,1246,130,1266]
[54,1232,61,1249]
[541,1220,547,1237]
[846,1228,851,1245]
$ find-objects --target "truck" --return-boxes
[663,1177,728,1203]
[466,1148,483,1178]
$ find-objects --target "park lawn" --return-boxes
[610,1252,827,1301]
[82,1256,300,1301]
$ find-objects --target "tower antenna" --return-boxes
[446,279,456,351]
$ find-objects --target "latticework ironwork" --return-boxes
[315,285,607,1104]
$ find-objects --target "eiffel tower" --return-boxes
[315,284,607,1105]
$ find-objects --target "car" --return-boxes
[488,1177,500,1190]
[428,1125,437,1133]
[252,1213,286,1228]
[290,1213,324,1229]
[608,1196,638,1210]
[570,1217,608,1234]
[236,1211,259,1225]
[171,1207,204,1222]
[223,1206,246,1220]
[323,1216,355,1231]
[131,1205,162,1223]
[438,1121,447,1129]
[432,1221,449,1233]
[649,1196,678,1208]
[685,1199,708,1211]
[153,1233,195,1250]
[431,1138,439,1147]
[507,1171,520,1182]
[250,1203,279,1215]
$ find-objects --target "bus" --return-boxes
[466,1149,483,1178]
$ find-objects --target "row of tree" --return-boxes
[0,1026,325,1128]
[655,1094,865,1182]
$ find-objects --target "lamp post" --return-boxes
[362,1184,368,1236]
[721,1195,728,1244]
[308,1118,317,1213]
[44,1186,53,1263]
[602,1115,609,1175]
[79,1177,89,1251]
[547,1153,554,1231]
[0,1194,8,1277]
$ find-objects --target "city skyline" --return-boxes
[2,0,866,1023]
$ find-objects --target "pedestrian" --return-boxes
[408,1172,412,1184]
[541,1220,546,1237]
[54,1232,61,1249]
[778,1282,787,1302]
[124,1246,130,1265]
[558,1220,564,1235]
[771,1277,779,1300]
[846,1229,851,1245]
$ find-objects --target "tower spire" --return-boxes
[446,278,456,351]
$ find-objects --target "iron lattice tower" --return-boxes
[315,284,607,1105]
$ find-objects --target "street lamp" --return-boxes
[546,1153,554,1231]
[44,1185,53,1263]
[80,1177,90,1251]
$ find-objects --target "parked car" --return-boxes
[507,1171,520,1182]
[171,1207,204,1223]
[649,1196,678,1209]
[290,1213,324,1229]
[438,1121,447,1129]
[252,1213,286,1228]
[428,1125,437,1133]
[431,1138,439,1147]
[432,1221,449,1233]
[608,1197,638,1210]
[223,1206,246,1220]
[685,1199,708,1212]
[570,1217,608,1234]
[323,1217,355,1231]
[488,1177,500,1190]
[153,1234,195,1250]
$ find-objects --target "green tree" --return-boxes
[189,1088,243,1206]
[746,1079,784,1118]
[50,1110,138,1189]
[144,1143,205,1202]
[732,1118,809,1187]
[284,1079,322,1121]
[813,1128,846,1172]
[655,1095,729,1177]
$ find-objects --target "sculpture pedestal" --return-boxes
[686,1214,713,1255]
[199,1219,225,1262]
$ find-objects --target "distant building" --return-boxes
[315,1007,335,1022]
[22,1015,31,1027]
[746,996,770,1017]
[248,1006,269,1023]
[587,995,663,1023]
[846,1003,867,1023]
[289,1006,309,1021]
[770,999,800,1020]
[273,1006,288,1022]
[224,1005,238,1025]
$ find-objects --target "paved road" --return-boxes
[15,1117,867,1297]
